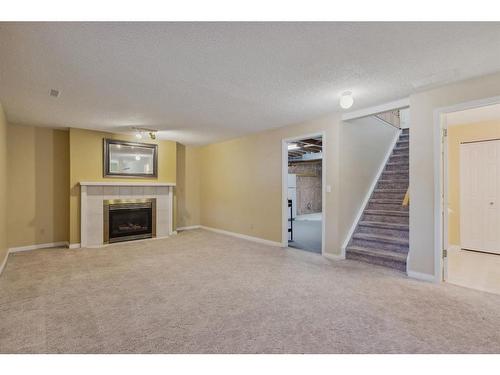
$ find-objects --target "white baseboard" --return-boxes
[68,243,81,249]
[323,252,345,261]
[407,270,438,283]
[0,250,9,276]
[341,128,402,256]
[176,225,201,231]
[9,241,69,253]
[200,226,282,247]
[1,242,70,275]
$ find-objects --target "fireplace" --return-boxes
[103,199,156,244]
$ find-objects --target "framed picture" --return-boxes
[103,139,158,178]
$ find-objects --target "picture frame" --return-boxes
[103,139,158,178]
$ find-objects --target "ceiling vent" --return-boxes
[49,88,61,98]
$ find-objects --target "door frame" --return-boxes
[282,132,326,256]
[433,95,500,282]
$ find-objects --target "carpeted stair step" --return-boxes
[371,188,407,200]
[385,161,409,171]
[363,209,409,224]
[357,221,409,238]
[389,154,409,161]
[392,147,409,155]
[382,170,409,177]
[345,246,407,272]
[398,136,409,143]
[380,174,408,182]
[351,232,409,252]
[368,198,405,204]
[377,179,409,189]
[373,188,407,194]
[367,199,409,211]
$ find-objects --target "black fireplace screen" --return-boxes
[104,200,156,243]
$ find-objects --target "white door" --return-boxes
[460,140,500,254]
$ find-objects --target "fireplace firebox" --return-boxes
[103,199,156,244]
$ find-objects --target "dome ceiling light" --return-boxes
[340,91,354,109]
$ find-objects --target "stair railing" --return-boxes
[402,188,409,207]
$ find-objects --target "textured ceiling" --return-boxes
[1,22,500,145]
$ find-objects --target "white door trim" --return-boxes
[282,132,326,256]
[433,95,500,283]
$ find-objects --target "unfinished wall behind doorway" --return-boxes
[289,161,322,215]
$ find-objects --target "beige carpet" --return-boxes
[1,229,499,354]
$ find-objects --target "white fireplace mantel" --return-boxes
[80,181,176,186]
[79,181,175,248]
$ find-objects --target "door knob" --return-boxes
[490,202,495,205]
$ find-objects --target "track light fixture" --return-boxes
[132,127,158,140]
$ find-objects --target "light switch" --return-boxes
[326,185,332,193]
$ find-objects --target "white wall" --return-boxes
[408,71,500,278]
[339,116,399,241]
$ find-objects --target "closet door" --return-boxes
[460,140,500,254]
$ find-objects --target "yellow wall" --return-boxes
[69,128,177,245]
[176,144,201,228]
[0,103,8,265]
[447,121,500,246]
[7,124,70,248]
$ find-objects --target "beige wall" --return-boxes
[199,114,341,252]
[409,71,500,277]
[7,124,70,248]
[0,103,8,264]
[176,144,201,228]
[196,112,396,255]
[339,117,399,240]
[447,121,500,246]
[69,128,177,245]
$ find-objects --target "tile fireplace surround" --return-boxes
[79,182,175,247]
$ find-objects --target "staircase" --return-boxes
[346,128,409,272]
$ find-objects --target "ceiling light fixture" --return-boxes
[135,155,141,161]
[132,127,157,140]
[340,91,354,109]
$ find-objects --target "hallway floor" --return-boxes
[447,246,500,295]
[288,219,322,254]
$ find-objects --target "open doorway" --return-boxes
[440,101,500,294]
[282,134,324,254]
